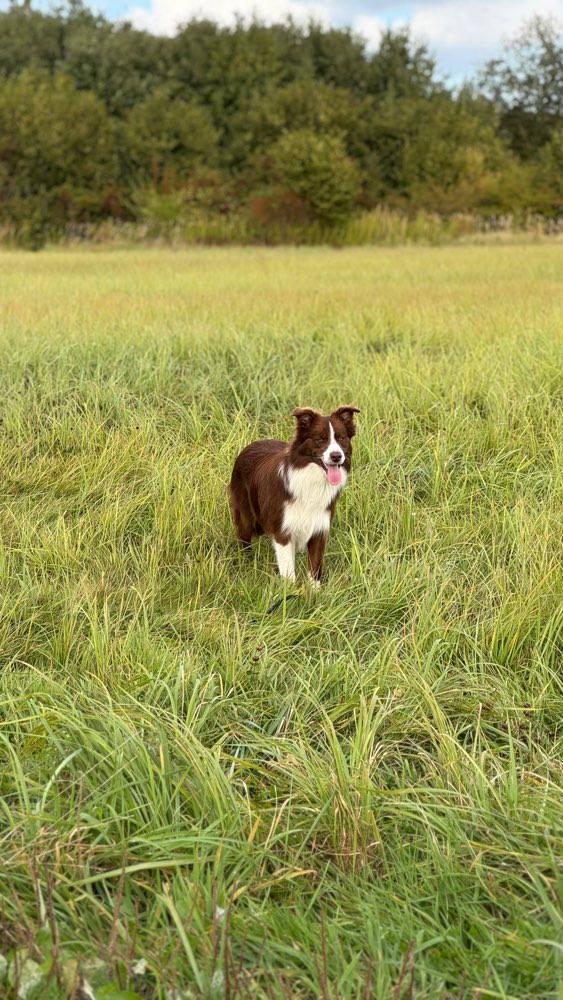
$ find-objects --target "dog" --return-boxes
[229,406,359,584]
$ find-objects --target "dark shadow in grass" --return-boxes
[365,334,399,356]
[266,593,300,615]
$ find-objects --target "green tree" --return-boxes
[302,23,368,91]
[63,17,171,115]
[478,16,563,158]
[169,18,309,160]
[269,130,360,226]
[236,80,376,170]
[0,68,119,244]
[400,90,512,211]
[124,86,219,186]
[0,5,559,237]
[0,3,171,115]
[367,28,439,101]
[0,2,64,77]
[534,127,563,210]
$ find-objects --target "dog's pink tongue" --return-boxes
[327,465,342,486]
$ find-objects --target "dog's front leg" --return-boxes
[273,539,296,581]
[307,533,327,587]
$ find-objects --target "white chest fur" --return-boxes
[281,462,347,552]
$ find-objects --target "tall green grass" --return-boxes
[6,206,562,250]
[0,246,562,998]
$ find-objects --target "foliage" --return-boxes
[124,86,219,186]
[0,4,561,244]
[0,67,119,246]
[234,80,376,169]
[267,129,361,227]
[479,15,563,159]
[398,90,518,212]
[367,27,439,100]
[534,127,563,209]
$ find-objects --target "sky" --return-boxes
[6,0,563,82]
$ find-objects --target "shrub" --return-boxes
[268,130,361,227]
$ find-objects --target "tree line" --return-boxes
[0,2,561,247]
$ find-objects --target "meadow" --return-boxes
[0,245,561,999]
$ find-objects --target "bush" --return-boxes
[0,68,119,244]
[268,130,361,227]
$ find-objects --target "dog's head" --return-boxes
[291,405,360,484]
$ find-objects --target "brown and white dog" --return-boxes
[229,406,360,584]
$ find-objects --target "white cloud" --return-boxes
[352,13,387,49]
[410,0,562,50]
[122,0,562,66]
[125,0,334,36]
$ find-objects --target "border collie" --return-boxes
[229,406,360,584]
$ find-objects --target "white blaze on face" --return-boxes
[322,421,344,486]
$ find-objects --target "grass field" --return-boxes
[0,245,562,999]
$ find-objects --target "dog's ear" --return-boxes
[291,407,318,436]
[332,405,360,437]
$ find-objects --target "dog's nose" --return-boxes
[329,451,342,464]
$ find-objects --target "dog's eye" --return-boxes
[315,436,325,445]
